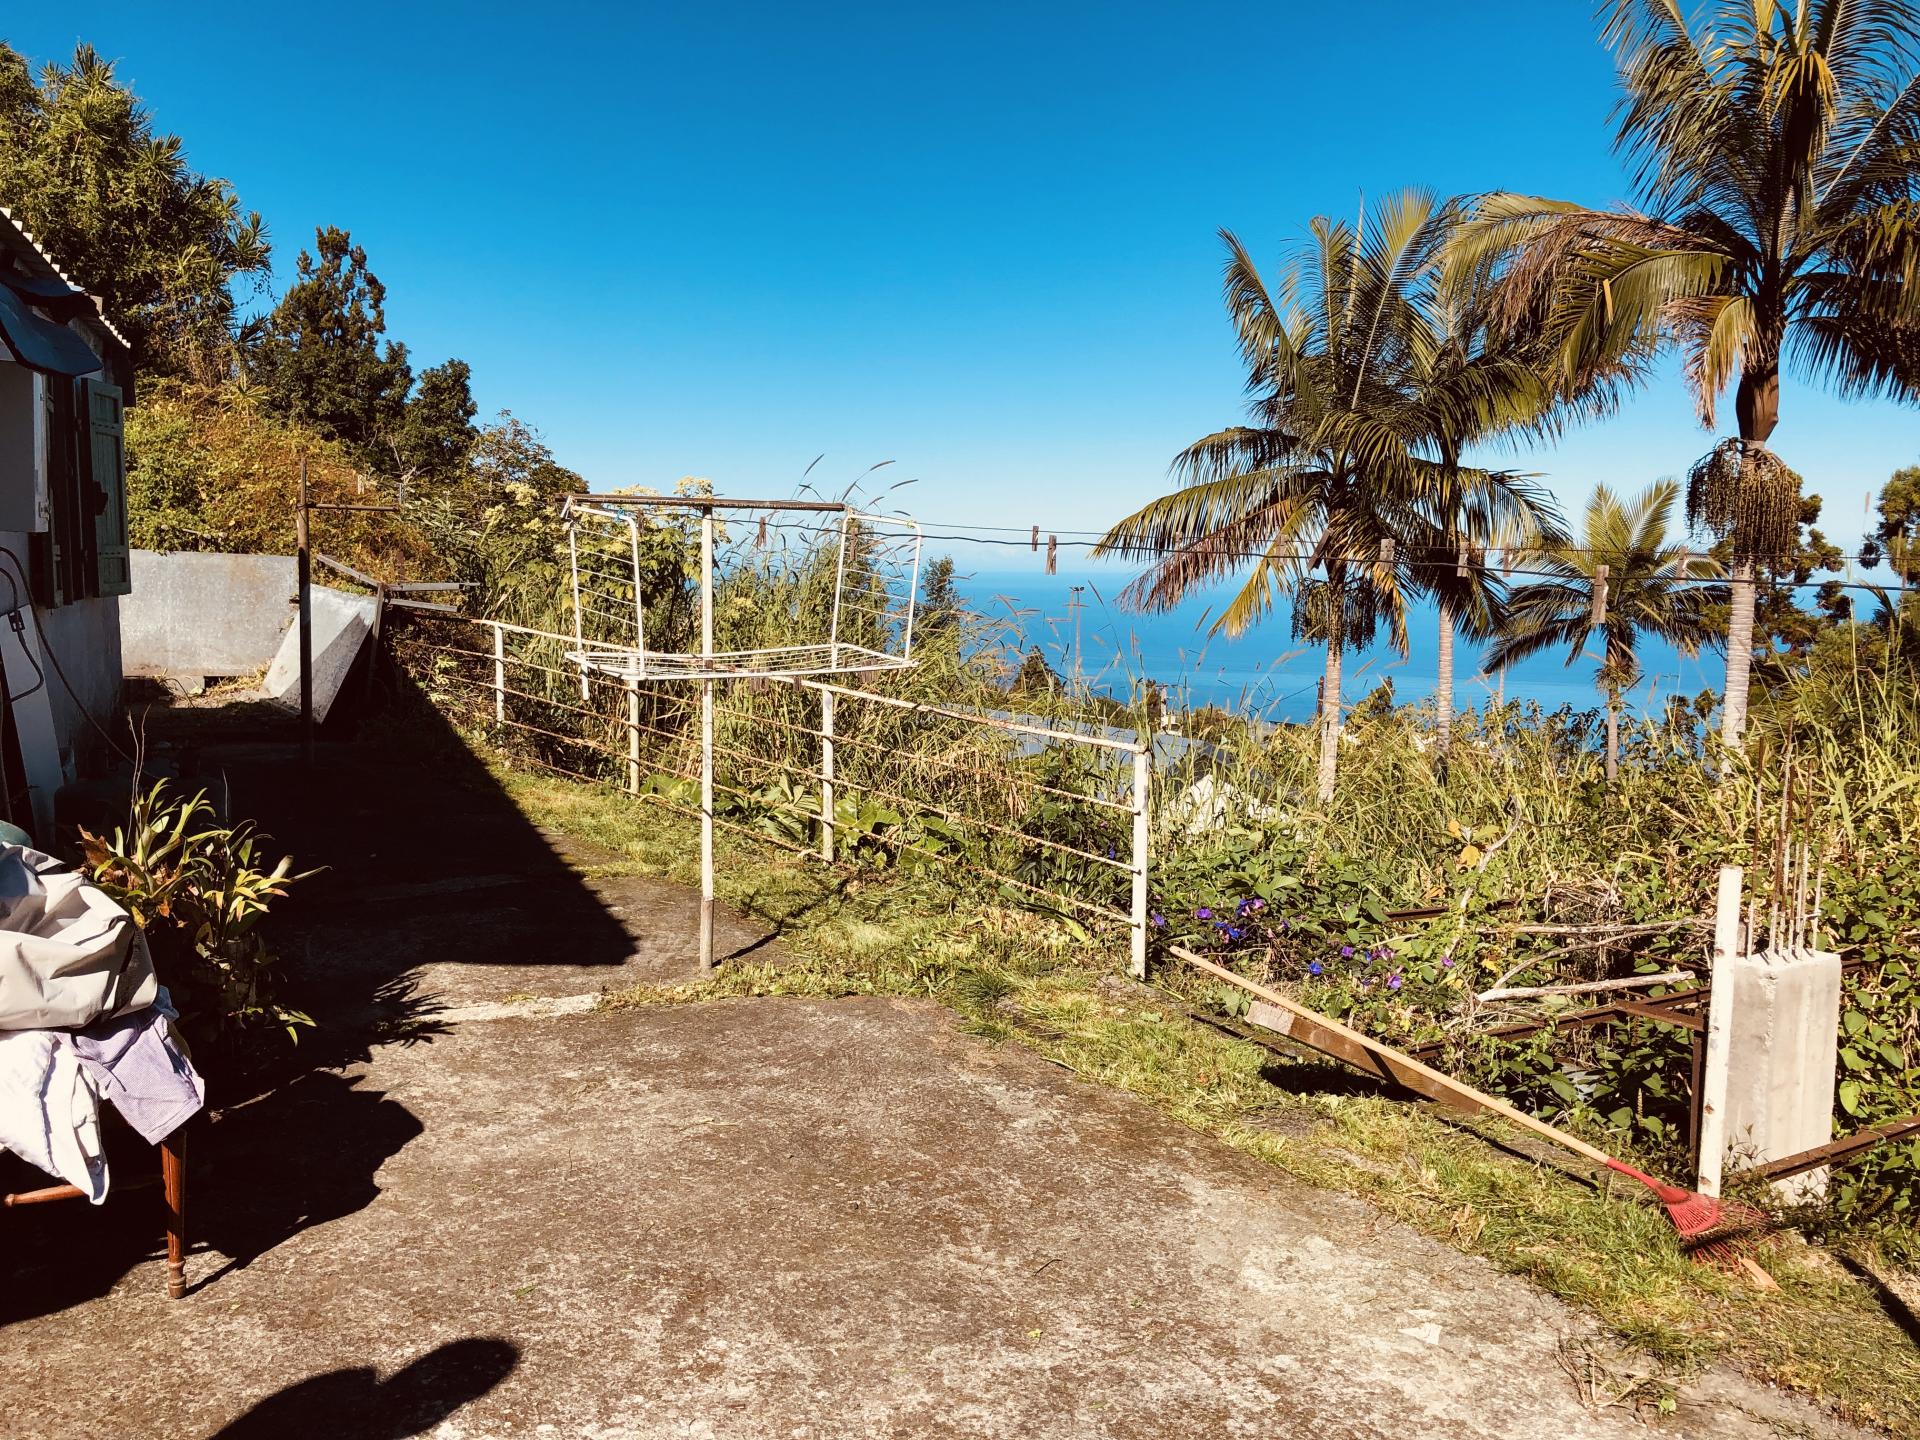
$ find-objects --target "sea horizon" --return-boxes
[948,563,1724,725]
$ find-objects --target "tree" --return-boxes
[394,359,479,486]
[1096,192,1555,803]
[918,555,963,639]
[0,43,270,377]
[1865,463,1920,583]
[410,412,584,622]
[1013,646,1059,696]
[1462,0,1920,749]
[1486,480,1725,785]
[1400,232,1587,769]
[249,226,412,457]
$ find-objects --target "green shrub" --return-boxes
[81,781,312,1058]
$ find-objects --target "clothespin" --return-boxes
[1378,537,1395,567]
[1676,544,1690,574]
[1031,525,1040,553]
[756,515,768,548]
[1456,551,1470,580]
[1046,534,1058,575]
[1500,548,1511,577]
[1591,564,1609,626]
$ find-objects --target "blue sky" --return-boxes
[9,2,1914,573]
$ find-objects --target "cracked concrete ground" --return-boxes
[3,996,1868,1439]
[0,724,1875,1438]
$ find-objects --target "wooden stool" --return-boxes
[3,1130,188,1298]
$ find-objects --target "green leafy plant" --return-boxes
[82,781,312,1053]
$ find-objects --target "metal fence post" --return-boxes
[491,623,506,724]
[699,505,716,975]
[1131,743,1150,980]
[624,675,641,795]
[820,687,836,863]
[296,457,313,766]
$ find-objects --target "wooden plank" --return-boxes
[1180,947,1615,1165]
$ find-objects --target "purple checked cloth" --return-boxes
[71,986,204,1144]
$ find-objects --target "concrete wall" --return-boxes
[118,549,298,680]
[0,529,121,829]
[39,590,121,775]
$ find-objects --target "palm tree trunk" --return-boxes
[1722,361,1778,752]
[1605,683,1620,787]
[1721,558,1756,749]
[1434,598,1455,767]
[1315,632,1343,805]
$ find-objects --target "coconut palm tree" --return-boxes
[1095,192,1567,801]
[1094,194,1435,803]
[1401,238,1592,767]
[1461,0,1920,749]
[1486,480,1726,784]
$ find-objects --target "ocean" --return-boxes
[947,562,1722,724]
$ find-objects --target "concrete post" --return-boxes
[1722,947,1843,1202]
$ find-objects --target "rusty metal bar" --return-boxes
[1739,1115,1920,1184]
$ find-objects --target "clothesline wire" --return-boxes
[910,531,1908,597]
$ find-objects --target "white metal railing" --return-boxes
[421,616,1151,977]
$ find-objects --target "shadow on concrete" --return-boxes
[2,664,641,1322]
[208,1337,518,1440]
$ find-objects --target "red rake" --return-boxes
[1179,949,1760,1257]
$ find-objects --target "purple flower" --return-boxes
[1237,898,1253,917]
[1195,906,1213,920]
[1308,960,1323,977]
[1387,973,1404,990]
[1371,946,1390,961]
[1340,945,1354,958]
[1440,955,1453,968]
[1249,897,1266,912]
[1226,926,1244,942]
[1151,912,1166,929]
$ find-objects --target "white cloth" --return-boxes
[0,1026,107,1202]
[0,844,156,1032]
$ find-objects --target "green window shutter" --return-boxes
[84,379,130,597]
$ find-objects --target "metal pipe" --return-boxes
[797,677,1148,755]
[828,511,850,668]
[492,623,506,723]
[297,456,313,765]
[561,494,847,512]
[901,525,923,662]
[625,674,641,795]
[820,686,835,863]
[567,508,588,701]
[627,512,646,681]
[699,504,716,974]
[1131,744,1150,979]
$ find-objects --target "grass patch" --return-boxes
[493,760,1920,1436]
